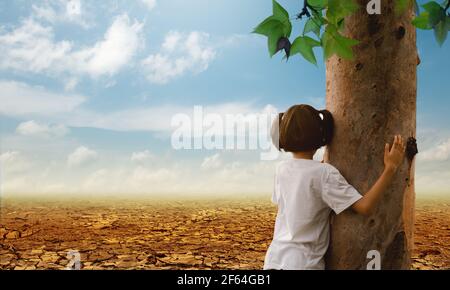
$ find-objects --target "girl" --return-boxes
[263,104,406,270]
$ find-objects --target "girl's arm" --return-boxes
[351,135,406,216]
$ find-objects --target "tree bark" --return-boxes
[324,0,417,269]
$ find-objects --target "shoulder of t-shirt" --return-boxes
[275,159,290,173]
[319,162,341,181]
[320,162,339,172]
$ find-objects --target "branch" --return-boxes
[297,0,311,19]
[297,0,322,20]
[445,0,450,12]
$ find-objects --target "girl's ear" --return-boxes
[271,112,284,151]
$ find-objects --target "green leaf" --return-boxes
[271,0,292,37]
[273,0,289,21]
[253,17,280,35]
[253,0,293,56]
[304,17,322,37]
[412,12,433,29]
[322,25,359,60]
[310,6,325,18]
[267,22,286,57]
[254,0,292,39]
[291,36,321,65]
[327,0,359,25]
[254,16,291,37]
[422,1,443,12]
[413,2,449,45]
[308,0,328,9]
[284,19,292,38]
[305,36,321,47]
[422,1,446,27]
[434,19,448,45]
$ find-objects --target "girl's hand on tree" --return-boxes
[353,135,406,216]
[384,135,406,173]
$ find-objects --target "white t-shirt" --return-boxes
[263,158,363,270]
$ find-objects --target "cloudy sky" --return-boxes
[0,0,449,197]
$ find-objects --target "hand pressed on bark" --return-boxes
[351,135,406,216]
[384,135,407,172]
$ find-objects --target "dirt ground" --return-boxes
[0,196,449,270]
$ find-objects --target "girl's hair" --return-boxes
[273,104,334,152]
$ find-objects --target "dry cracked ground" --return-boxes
[0,196,449,270]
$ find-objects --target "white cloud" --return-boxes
[66,0,82,17]
[32,4,57,22]
[0,151,30,174]
[419,138,450,161]
[201,153,222,170]
[2,129,450,197]
[140,0,157,11]
[65,101,262,132]
[32,0,91,28]
[0,80,85,117]
[0,79,271,134]
[81,168,111,192]
[142,31,216,84]
[64,78,79,91]
[16,120,69,137]
[131,150,153,162]
[81,166,178,194]
[67,146,98,167]
[128,166,176,187]
[0,18,73,74]
[73,14,144,77]
[416,169,450,195]
[0,147,279,196]
[0,14,143,78]
[162,31,182,51]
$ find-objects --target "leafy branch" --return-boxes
[253,0,449,65]
[413,0,450,45]
[253,0,359,64]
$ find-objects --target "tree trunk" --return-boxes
[324,0,417,269]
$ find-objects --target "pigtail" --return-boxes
[319,109,334,146]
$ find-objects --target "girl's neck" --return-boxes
[292,151,316,160]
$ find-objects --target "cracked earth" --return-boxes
[0,197,448,270]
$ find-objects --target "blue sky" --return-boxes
[0,0,449,197]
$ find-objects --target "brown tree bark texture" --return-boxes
[324,0,417,269]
